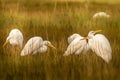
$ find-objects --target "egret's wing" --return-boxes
[89,34,112,63]
[8,29,23,48]
[68,33,81,44]
[64,37,83,56]
[21,37,43,56]
[14,30,23,48]
[32,45,47,55]
[17,30,23,48]
[75,41,89,55]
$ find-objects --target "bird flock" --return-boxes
[3,12,112,63]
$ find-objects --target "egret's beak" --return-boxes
[3,41,8,47]
[94,30,102,34]
[49,44,56,50]
[81,36,89,40]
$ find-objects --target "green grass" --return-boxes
[0,0,120,80]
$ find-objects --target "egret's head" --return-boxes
[80,36,90,41]
[88,30,102,38]
[44,41,56,50]
[89,30,102,35]
[81,30,102,40]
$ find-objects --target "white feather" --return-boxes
[64,35,89,56]
[88,34,112,63]
[21,37,43,56]
[93,12,110,18]
[68,33,81,44]
[21,37,54,56]
[5,29,23,48]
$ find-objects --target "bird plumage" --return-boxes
[88,31,112,63]
[68,33,81,44]
[64,34,89,56]
[3,29,23,48]
[21,36,56,56]
[93,12,110,19]
[64,30,112,63]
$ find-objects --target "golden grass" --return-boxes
[0,1,120,80]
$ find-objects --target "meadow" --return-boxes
[0,0,120,80]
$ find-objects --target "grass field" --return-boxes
[0,0,120,80]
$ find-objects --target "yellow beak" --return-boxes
[81,36,89,40]
[3,41,8,47]
[49,44,56,50]
[94,30,102,34]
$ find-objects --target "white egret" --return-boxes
[93,12,110,19]
[3,28,23,48]
[21,36,56,56]
[68,33,81,44]
[64,30,112,63]
[63,34,89,56]
[82,30,112,63]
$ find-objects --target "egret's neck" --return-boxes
[43,41,47,45]
[40,45,48,52]
[39,43,48,53]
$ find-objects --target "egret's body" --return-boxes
[32,45,48,55]
[93,12,110,19]
[21,36,56,56]
[64,34,89,56]
[87,31,112,63]
[3,29,23,48]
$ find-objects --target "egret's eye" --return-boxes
[91,31,95,34]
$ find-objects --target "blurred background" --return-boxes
[0,0,120,80]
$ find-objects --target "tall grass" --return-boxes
[0,0,120,80]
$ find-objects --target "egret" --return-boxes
[3,28,23,48]
[82,30,112,63]
[21,36,56,56]
[93,12,110,19]
[63,34,89,56]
